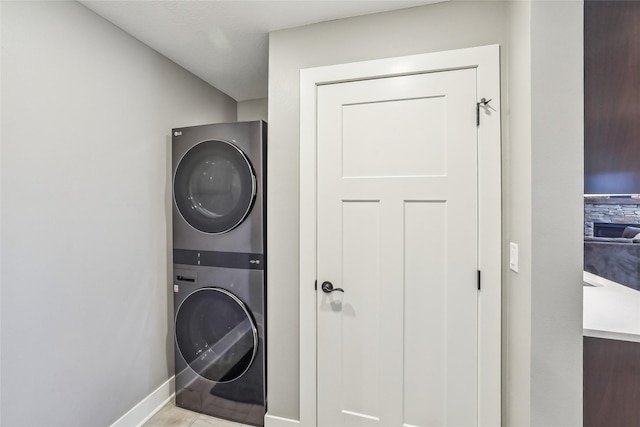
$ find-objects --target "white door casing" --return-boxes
[300,45,501,427]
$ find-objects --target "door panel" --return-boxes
[403,201,447,427]
[340,201,380,418]
[175,288,258,383]
[317,68,478,427]
[174,140,256,234]
[341,96,446,177]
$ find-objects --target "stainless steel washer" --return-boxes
[172,121,267,425]
[173,265,265,426]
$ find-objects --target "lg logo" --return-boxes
[174,131,182,137]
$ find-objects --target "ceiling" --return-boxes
[80,1,438,101]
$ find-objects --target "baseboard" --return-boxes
[264,413,301,427]
[110,376,175,427]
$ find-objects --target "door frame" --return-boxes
[299,45,502,426]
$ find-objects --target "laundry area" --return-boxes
[0,2,584,427]
[171,121,267,425]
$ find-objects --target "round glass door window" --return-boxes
[175,288,258,383]
[174,140,256,234]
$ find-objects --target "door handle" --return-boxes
[321,281,344,294]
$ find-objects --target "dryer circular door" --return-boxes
[174,140,256,234]
[175,288,258,383]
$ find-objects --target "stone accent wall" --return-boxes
[584,196,640,236]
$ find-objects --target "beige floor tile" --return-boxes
[143,403,199,427]
[191,414,243,427]
[144,401,248,427]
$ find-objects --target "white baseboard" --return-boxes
[110,376,175,427]
[265,413,301,427]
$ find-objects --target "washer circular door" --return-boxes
[174,140,256,234]
[175,288,258,383]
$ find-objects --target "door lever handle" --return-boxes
[321,281,344,294]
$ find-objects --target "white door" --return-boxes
[316,68,479,427]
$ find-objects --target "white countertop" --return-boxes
[583,271,640,343]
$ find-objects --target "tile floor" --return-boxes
[143,402,245,427]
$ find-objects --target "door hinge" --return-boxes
[476,98,492,126]
[477,270,481,291]
[315,279,317,290]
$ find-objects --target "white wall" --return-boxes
[267,1,583,425]
[238,98,268,122]
[0,2,236,426]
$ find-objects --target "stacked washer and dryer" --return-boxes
[172,121,267,426]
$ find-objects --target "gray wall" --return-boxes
[267,1,583,425]
[0,2,236,426]
[529,2,583,425]
[238,98,268,122]
[505,1,533,425]
[0,3,3,422]
[267,1,509,421]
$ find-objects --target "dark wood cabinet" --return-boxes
[585,1,640,195]
[584,337,640,426]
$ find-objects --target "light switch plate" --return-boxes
[509,242,519,273]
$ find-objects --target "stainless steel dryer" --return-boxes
[172,121,267,425]
[172,121,266,255]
